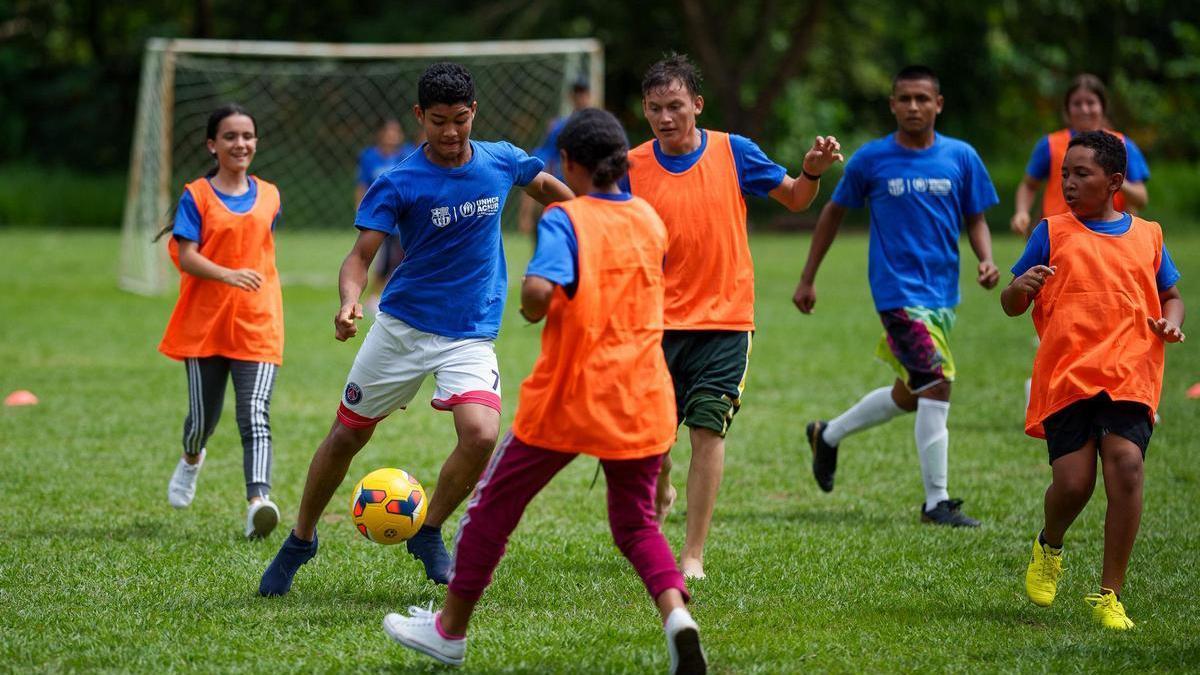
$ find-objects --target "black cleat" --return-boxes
[806,420,838,493]
[920,498,981,528]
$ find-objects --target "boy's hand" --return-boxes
[802,136,845,175]
[977,260,1000,289]
[792,279,817,314]
[1010,212,1031,237]
[1147,317,1186,343]
[1011,265,1055,296]
[334,302,363,341]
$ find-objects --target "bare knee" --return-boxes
[457,419,499,456]
[326,421,374,458]
[1053,472,1096,503]
[1104,448,1144,493]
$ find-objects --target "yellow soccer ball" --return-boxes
[350,468,427,544]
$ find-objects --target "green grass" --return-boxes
[1,228,1197,672]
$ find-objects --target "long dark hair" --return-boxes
[1064,74,1108,116]
[556,108,629,188]
[153,103,258,241]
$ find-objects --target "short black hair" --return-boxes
[418,62,475,109]
[1068,130,1127,176]
[571,77,590,94]
[642,53,702,97]
[893,65,940,93]
[557,108,629,188]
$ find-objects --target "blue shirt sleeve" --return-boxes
[504,142,545,187]
[1025,136,1051,181]
[729,134,787,197]
[960,145,1000,216]
[525,207,578,296]
[830,151,868,208]
[1125,137,1150,183]
[355,177,403,234]
[172,189,203,243]
[1158,245,1180,291]
[1010,219,1051,277]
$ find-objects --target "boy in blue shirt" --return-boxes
[260,62,573,595]
[793,66,1000,527]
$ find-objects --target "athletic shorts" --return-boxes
[661,330,752,436]
[1042,393,1152,464]
[876,306,956,393]
[337,312,501,428]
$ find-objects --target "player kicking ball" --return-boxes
[383,109,706,674]
[794,65,1000,527]
[1003,130,1184,630]
[259,62,572,595]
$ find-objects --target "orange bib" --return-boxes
[1025,213,1164,437]
[512,195,676,459]
[627,130,754,330]
[159,177,284,365]
[1043,128,1128,218]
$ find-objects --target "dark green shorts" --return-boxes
[662,330,753,436]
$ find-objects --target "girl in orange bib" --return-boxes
[382,109,706,673]
[1002,131,1185,631]
[158,104,285,539]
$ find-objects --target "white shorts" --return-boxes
[337,313,501,429]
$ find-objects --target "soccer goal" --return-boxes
[119,37,604,295]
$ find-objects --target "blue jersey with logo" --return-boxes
[358,144,418,189]
[831,133,999,311]
[355,141,544,338]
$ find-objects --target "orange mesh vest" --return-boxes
[1043,129,1128,218]
[512,195,676,459]
[627,130,754,330]
[159,177,284,365]
[1025,212,1164,437]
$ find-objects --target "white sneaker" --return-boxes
[167,450,205,509]
[245,498,280,539]
[665,607,706,674]
[382,605,466,666]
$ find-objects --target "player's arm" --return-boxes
[334,229,387,341]
[519,276,556,323]
[1000,265,1056,317]
[523,172,574,206]
[1121,180,1149,211]
[1148,285,1186,343]
[792,201,848,314]
[965,212,999,290]
[177,239,263,291]
[769,136,844,212]
[1011,175,1042,237]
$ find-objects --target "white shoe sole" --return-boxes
[382,616,464,667]
[247,503,279,539]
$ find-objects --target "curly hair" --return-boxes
[1068,130,1127,176]
[642,53,702,97]
[556,108,629,188]
[418,62,475,109]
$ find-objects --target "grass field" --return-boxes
[1,227,1197,673]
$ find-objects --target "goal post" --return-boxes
[119,37,604,295]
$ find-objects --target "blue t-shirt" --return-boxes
[173,177,281,243]
[358,144,418,188]
[617,129,786,197]
[532,117,570,179]
[355,141,544,339]
[524,192,635,298]
[831,133,1000,311]
[1010,214,1180,291]
[1025,132,1150,182]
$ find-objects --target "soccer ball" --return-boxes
[350,468,427,544]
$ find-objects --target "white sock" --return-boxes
[915,398,951,511]
[823,386,905,446]
[664,607,696,634]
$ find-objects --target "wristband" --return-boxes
[801,169,822,181]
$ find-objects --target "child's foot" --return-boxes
[920,498,981,527]
[245,498,280,539]
[1084,589,1134,630]
[806,421,838,493]
[167,449,205,508]
[382,606,466,666]
[406,525,451,584]
[680,557,705,580]
[1024,535,1063,607]
[656,484,677,526]
[664,607,707,674]
[258,530,318,596]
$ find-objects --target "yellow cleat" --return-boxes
[1084,589,1135,630]
[1024,537,1063,607]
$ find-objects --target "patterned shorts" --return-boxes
[875,306,956,393]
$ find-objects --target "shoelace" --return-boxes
[405,601,437,624]
[1038,552,1063,582]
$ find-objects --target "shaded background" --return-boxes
[2,0,1198,227]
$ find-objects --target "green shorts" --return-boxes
[662,330,753,436]
[874,306,956,393]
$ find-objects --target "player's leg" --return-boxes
[169,356,229,508]
[655,332,690,523]
[384,433,574,665]
[230,360,280,538]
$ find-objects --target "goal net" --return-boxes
[119,37,604,295]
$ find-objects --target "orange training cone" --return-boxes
[4,390,38,406]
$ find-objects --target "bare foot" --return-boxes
[655,484,677,526]
[680,556,705,580]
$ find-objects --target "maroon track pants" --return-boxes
[448,432,688,604]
